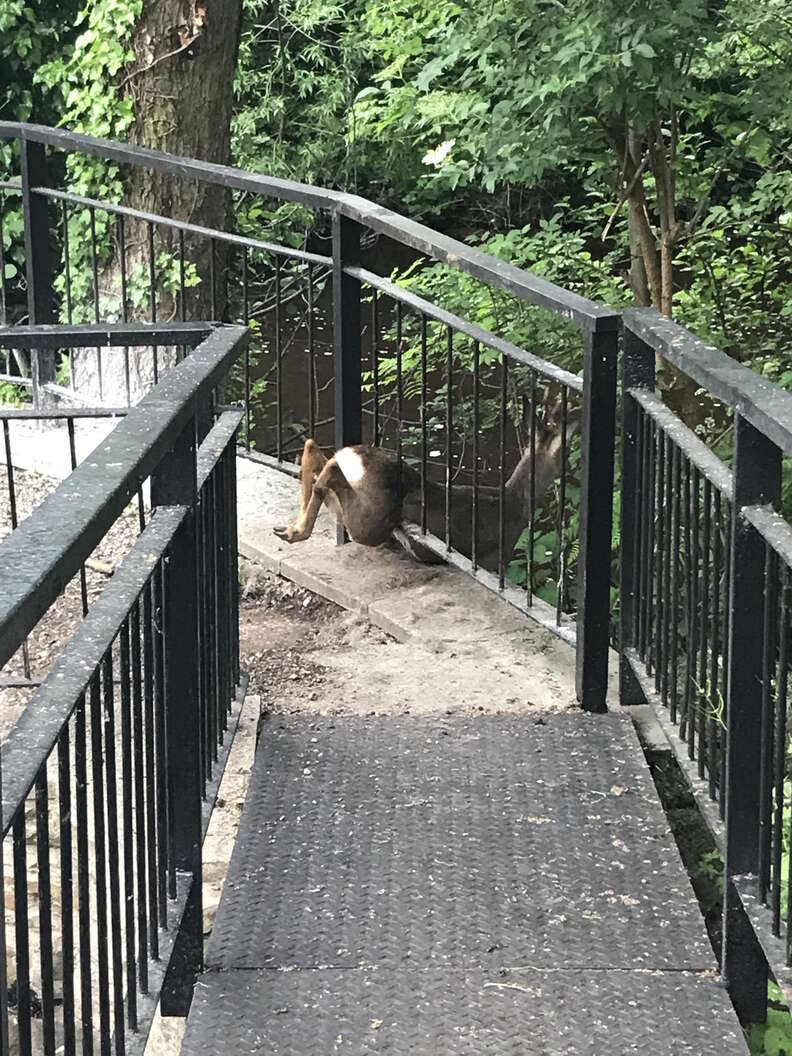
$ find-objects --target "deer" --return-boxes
[273,396,579,570]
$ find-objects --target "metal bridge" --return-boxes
[0,121,791,1053]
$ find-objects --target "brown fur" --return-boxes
[273,400,579,567]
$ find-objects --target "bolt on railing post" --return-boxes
[722,410,779,1025]
[20,140,56,405]
[332,210,362,545]
[151,417,203,1016]
[619,323,654,704]
[575,319,618,713]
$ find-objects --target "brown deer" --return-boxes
[273,397,579,569]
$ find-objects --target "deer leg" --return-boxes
[274,457,345,543]
[297,439,326,515]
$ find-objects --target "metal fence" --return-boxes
[620,307,792,1026]
[0,121,618,713]
[0,321,247,1054]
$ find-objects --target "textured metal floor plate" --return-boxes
[182,967,746,1056]
[207,714,713,972]
[184,714,747,1054]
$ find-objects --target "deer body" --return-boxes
[274,403,575,569]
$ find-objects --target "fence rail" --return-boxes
[0,120,619,712]
[10,122,792,1033]
[0,321,247,1053]
[621,307,792,1026]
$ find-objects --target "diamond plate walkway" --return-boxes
[180,713,747,1055]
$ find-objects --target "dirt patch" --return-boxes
[238,558,574,718]
[0,466,146,737]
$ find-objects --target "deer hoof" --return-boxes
[272,525,290,540]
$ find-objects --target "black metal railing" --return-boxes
[620,307,792,1026]
[0,122,618,713]
[7,120,792,1034]
[0,321,247,1054]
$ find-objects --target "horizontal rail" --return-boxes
[348,266,583,393]
[0,406,128,419]
[0,321,213,349]
[33,185,332,267]
[0,122,617,329]
[742,504,792,567]
[630,388,734,497]
[626,308,792,456]
[197,409,244,489]
[0,504,187,834]
[0,323,248,669]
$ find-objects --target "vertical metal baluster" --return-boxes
[688,466,700,760]
[0,193,6,325]
[720,504,732,819]
[669,445,681,724]
[498,355,508,590]
[131,601,149,991]
[371,288,379,446]
[472,341,480,569]
[396,301,403,490]
[759,545,777,904]
[90,671,111,1055]
[143,581,159,955]
[420,315,428,535]
[62,200,75,389]
[635,411,645,655]
[13,811,32,1056]
[709,491,723,801]
[242,247,250,451]
[178,228,186,362]
[58,724,76,1056]
[646,420,657,677]
[153,566,169,916]
[120,622,138,1028]
[445,326,453,551]
[681,458,693,741]
[75,693,93,1056]
[102,653,126,1054]
[3,420,31,677]
[772,566,789,936]
[650,420,663,684]
[117,214,131,405]
[196,486,209,790]
[89,207,103,401]
[556,388,569,625]
[207,469,218,762]
[307,263,316,438]
[148,222,158,384]
[660,433,673,704]
[527,371,537,607]
[698,479,712,779]
[68,416,89,617]
[275,256,282,461]
[36,769,56,1055]
[210,239,218,320]
[178,229,186,320]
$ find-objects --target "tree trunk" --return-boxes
[75,0,243,403]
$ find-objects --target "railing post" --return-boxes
[722,411,779,1024]
[619,322,654,704]
[332,210,362,544]
[20,140,56,403]
[575,318,618,712]
[151,416,202,1016]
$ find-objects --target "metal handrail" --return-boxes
[0,121,618,330]
[0,321,248,669]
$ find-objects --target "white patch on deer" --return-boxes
[336,447,366,488]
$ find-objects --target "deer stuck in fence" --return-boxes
[273,396,579,569]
